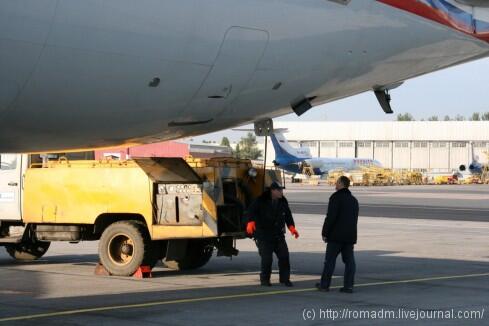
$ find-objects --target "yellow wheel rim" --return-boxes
[108,233,135,266]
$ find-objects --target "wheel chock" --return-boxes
[94,263,152,278]
[133,265,152,278]
[94,263,111,276]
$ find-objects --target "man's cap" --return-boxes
[270,181,284,190]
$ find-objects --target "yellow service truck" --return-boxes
[0,154,280,276]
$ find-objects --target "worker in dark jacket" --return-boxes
[246,181,299,287]
[316,176,359,293]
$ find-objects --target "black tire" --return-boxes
[132,221,164,269]
[98,221,152,276]
[163,240,213,271]
[146,240,167,269]
[5,240,50,261]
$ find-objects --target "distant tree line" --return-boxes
[396,112,489,121]
[220,133,262,160]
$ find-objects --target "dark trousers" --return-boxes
[320,242,355,289]
[255,237,290,283]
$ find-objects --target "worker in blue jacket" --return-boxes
[246,181,299,287]
[317,176,359,293]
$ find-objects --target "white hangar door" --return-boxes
[356,141,374,159]
[393,142,410,169]
[320,142,337,158]
[449,142,468,170]
[174,27,269,125]
[374,141,392,168]
[337,141,355,158]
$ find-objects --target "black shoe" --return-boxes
[315,283,329,292]
[339,287,353,293]
[261,280,272,287]
[281,280,293,287]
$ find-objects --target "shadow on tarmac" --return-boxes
[0,249,488,321]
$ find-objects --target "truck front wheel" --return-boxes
[99,221,152,276]
[5,240,50,261]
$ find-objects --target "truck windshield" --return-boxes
[0,154,17,170]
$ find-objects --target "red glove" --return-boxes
[246,221,256,236]
[288,225,299,239]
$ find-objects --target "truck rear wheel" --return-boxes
[5,240,50,261]
[164,240,213,270]
[146,240,166,269]
[98,221,152,276]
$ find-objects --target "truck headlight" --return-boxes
[248,168,258,178]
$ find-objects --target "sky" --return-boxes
[191,58,489,143]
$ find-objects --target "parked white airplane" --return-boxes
[271,130,382,175]
[1,0,489,152]
[459,142,487,175]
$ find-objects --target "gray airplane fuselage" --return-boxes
[1,0,489,152]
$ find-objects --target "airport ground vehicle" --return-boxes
[0,154,280,276]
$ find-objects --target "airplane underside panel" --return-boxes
[173,27,269,125]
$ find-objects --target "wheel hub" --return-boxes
[108,233,134,266]
[121,243,133,255]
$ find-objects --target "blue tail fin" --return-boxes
[271,132,311,166]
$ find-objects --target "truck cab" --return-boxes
[0,154,24,221]
[0,153,51,260]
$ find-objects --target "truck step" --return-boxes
[0,236,22,244]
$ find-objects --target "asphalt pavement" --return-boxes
[0,184,488,325]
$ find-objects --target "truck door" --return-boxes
[0,154,22,220]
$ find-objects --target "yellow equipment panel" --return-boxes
[24,160,153,226]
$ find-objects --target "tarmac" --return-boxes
[0,184,488,325]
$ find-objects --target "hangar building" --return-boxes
[261,121,489,172]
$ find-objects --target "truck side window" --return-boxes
[0,154,17,170]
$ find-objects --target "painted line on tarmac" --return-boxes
[359,219,489,229]
[0,272,488,322]
[289,202,489,212]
